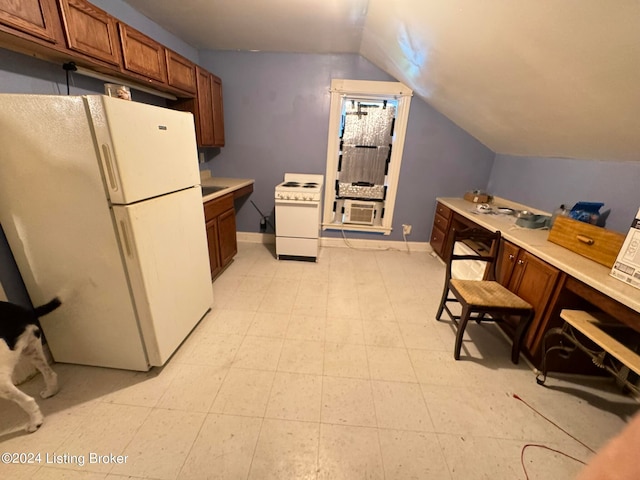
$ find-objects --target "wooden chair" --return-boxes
[435,227,534,363]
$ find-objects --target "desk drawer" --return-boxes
[436,202,452,219]
[430,225,447,257]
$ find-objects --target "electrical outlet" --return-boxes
[402,224,412,235]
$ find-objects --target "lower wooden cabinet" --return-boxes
[497,239,561,356]
[203,193,237,279]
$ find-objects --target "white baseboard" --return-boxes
[320,236,431,252]
[237,231,432,253]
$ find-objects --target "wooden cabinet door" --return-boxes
[118,22,166,83]
[206,217,222,279]
[166,49,196,93]
[218,208,237,267]
[58,0,120,65]
[496,240,519,286]
[195,67,215,146]
[0,0,60,43]
[211,73,225,147]
[508,250,561,349]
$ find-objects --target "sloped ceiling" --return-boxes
[123,0,640,162]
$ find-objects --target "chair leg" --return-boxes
[511,310,534,364]
[435,283,450,321]
[454,306,472,360]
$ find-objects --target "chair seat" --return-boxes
[450,279,532,310]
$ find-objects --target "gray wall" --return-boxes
[488,154,640,233]
[198,50,495,241]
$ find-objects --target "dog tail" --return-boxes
[34,297,62,317]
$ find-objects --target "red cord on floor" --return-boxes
[512,393,596,479]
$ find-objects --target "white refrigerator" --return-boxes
[0,94,213,371]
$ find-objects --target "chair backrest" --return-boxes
[445,227,502,281]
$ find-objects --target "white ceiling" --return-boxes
[123,0,640,162]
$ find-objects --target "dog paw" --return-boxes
[26,417,43,433]
[40,387,59,399]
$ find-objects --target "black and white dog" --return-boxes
[0,298,61,432]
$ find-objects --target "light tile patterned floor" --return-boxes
[1,242,638,479]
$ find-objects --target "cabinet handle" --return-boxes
[508,254,515,261]
[517,259,525,265]
[577,234,595,245]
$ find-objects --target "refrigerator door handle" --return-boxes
[119,219,134,258]
[101,144,119,192]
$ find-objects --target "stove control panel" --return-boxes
[275,191,321,202]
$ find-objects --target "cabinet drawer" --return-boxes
[433,212,449,231]
[203,193,233,221]
[436,202,451,219]
[430,225,446,256]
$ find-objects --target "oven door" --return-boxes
[275,200,320,238]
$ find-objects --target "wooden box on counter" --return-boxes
[548,216,625,268]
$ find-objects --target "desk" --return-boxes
[434,197,640,372]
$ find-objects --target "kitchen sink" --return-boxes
[201,185,227,196]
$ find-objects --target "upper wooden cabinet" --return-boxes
[0,0,226,148]
[165,49,196,94]
[118,22,166,84]
[196,67,215,146]
[210,73,225,147]
[0,0,62,44]
[57,0,120,65]
[171,66,225,148]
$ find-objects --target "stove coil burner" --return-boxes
[282,182,301,187]
[303,183,319,188]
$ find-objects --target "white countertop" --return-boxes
[438,197,640,313]
[201,177,254,202]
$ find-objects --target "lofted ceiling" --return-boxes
[123,0,640,162]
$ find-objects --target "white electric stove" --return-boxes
[275,173,324,261]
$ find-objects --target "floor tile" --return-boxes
[233,335,284,370]
[362,320,405,347]
[323,343,370,379]
[367,346,417,382]
[110,408,206,479]
[210,368,275,417]
[156,364,227,412]
[56,403,151,473]
[437,433,521,480]
[265,372,322,422]
[286,314,326,341]
[178,332,244,367]
[321,376,376,427]
[247,311,291,337]
[178,413,262,480]
[317,423,383,480]
[248,418,319,480]
[378,429,452,479]
[277,339,325,375]
[325,316,365,345]
[371,380,434,432]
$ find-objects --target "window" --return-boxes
[322,79,413,235]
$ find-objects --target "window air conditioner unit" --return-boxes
[343,200,377,225]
